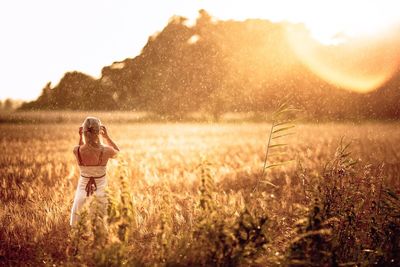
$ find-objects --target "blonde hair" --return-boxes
[82,117,101,147]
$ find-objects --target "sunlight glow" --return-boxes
[1,0,400,100]
[200,0,400,44]
[286,26,400,92]
[200,0,400,92]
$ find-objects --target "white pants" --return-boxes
[70,176,108,226]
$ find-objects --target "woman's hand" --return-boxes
[79,126,83,136]
[100,125,109,138]
[100,125,120,152]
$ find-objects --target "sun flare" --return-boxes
[2,0,400,100]
[201,0,400,44]
[286,26,400,92]
[295,1,400,45]
[200,0,400,92]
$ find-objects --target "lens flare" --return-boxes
[285,25,400,92]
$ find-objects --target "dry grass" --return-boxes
[1,121,399,265]
[0,110,269,124]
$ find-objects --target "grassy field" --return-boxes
[1,121,400,266]
[0,110,272,124]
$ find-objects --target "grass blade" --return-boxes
[273,120,296,127]
[265,160,294,169]
[268,152,289,157]
[272,125,295,134]
[269,143,287,149]
[260,180,279,188]
[272,132,295,140]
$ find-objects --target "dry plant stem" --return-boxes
[377,168,384,215]
[253,121,274,193]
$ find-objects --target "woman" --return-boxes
[70,117,120,226]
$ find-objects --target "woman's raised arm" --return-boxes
[100,125,120,152]
[78,126,84,145]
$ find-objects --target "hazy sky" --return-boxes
[1,0,399,101]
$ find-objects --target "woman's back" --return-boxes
[75,145,108,178]
[75,144,107,166]
[70,117,120,227]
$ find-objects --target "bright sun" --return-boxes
[201,0,400,92]
[285,0,400,92]
[1,0,400,100]
[201,0,400,44]
[299,1,400,45]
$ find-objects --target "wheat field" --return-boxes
[1,121,400,266]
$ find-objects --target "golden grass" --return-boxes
[1,122,399,265]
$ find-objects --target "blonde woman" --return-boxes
[70,117,120,226]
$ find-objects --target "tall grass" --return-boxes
[253,100,298,192]
[0,122,399,265]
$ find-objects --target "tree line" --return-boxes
[20,10,400,120]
